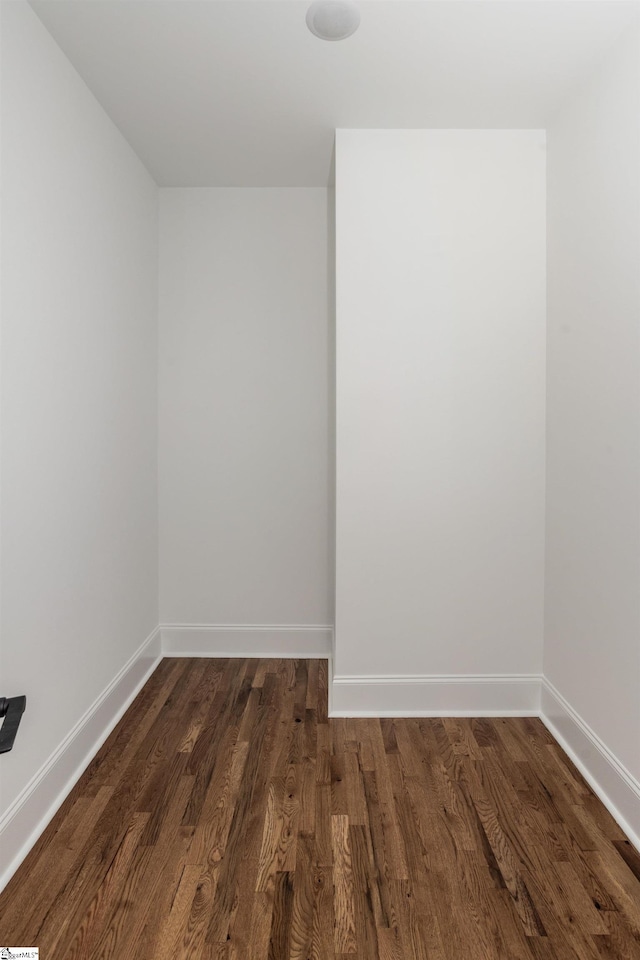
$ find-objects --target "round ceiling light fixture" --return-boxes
[306,1,360,41]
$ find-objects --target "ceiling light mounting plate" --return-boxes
[306,1,360,41]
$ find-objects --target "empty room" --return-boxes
[1,0,639,956]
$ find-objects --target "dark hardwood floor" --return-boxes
[1,658,639,958]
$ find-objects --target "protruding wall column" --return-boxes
[333,129,546,714]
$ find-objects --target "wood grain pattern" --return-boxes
[1,657,639,960]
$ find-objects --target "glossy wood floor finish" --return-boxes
[2,659,640,959]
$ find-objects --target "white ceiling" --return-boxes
[30,0,639,186]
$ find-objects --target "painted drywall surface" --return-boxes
[0,2,158,817]
[159,189,332,626]
[335,129,546,679]
[545,27,640,782]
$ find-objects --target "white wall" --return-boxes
[0,0,158,823]
[545,27,640,784]
[335,130,546,699]
[159,189,333,633]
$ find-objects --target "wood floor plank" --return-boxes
[288,831,315,960]
[268,870,295,960]
[311,863,334,960]
[332,814,357,954]
[2,659,640,960]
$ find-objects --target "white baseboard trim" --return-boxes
[160,623,333,658]
[541,678,640,852]
[0,626,162,895]
[329,673,542,717]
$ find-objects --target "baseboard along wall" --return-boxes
[540,678,640,853]
[159,623,334,658]
[329,673,542,717]
[0,627,162,895]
